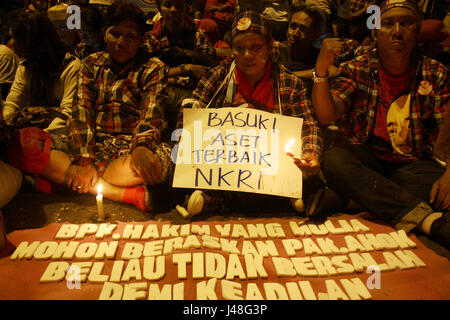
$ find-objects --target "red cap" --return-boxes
[7,127,52,174]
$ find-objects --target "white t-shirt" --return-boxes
[2,54,81,132]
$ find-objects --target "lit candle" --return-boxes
[284,138,296,157]
[96,184,105,221]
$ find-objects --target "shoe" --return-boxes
[430,212,450,249]
[290,198,306,213]
[186,190,225,216]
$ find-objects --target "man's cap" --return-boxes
[380,0,421,29]
[231,11,272,40]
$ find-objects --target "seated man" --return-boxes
[312,0,449,247]
[10,1,173,212]
[178,11,323,216]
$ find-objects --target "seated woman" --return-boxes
[2,9,81,193]
[178,11,323,216]
[7,2,173,212]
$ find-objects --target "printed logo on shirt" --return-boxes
[387,93,413,156]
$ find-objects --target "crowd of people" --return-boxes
[0,0,448,250]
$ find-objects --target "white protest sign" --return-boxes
[172,107,303,198]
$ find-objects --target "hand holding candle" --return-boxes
[96,184,105,220]
[284,139,320,176]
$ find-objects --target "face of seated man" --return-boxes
[374,7,419,58]
[232,33,272,85]
[105,20,142,65]
[286,11,318,49]
[160,0,187,31]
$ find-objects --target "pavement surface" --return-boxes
[2,180,449,260]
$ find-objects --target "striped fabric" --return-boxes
[67,50,168,163]
[331,50,448,159]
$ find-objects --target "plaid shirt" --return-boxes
[67,50,168,162]
[348,0,372,15]
[182,60,323,159]
[331,50,449,159]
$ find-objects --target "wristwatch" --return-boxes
[312,69,328,83]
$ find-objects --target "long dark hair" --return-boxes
[9,9,69,106]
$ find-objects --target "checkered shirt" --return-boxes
[331,50,449,159]
[67,50,168,162]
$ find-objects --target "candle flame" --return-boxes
[284,138,295,153]
[97,183,103,195]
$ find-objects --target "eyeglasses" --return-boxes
[105,27,140,44]
[232,43,266,56]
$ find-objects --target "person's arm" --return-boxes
[46,57,82,132]
[312,38,346,125]
[349,1,375,19]
[294,65,339,80]
[167,64,210,81]
[430,81,450,210]
[129,58,168,185]
[65,57,99,193]
[67,57,97,166]
[289,72,322,175]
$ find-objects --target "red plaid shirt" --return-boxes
[331,50,449,159]
[68,51,168,162]
[348,0,372,15]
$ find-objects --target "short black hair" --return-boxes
[288,2,324,35]
[106,1,148,35]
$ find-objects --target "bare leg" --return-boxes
[39,150,129,202]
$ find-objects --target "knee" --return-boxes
[7,127,52,174]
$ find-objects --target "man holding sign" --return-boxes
[176,11,323,216]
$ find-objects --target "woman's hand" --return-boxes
[65,163,98,194]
